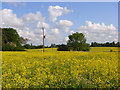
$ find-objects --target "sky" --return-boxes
[1,0,120,2]
[0,2,118,45]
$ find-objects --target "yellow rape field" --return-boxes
[1,47,120,88]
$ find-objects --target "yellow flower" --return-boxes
[2,47,119,88]
[45,85,49,88]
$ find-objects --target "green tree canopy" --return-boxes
[2,28,21,46]
[67,32,90,51]
[1,28,27,51]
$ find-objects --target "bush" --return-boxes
[2,44,15,51]
[13,47,25,51]
[24,44,31,49]
[110,49,113,52]
[57,44,70,51]
[2,44,25,51]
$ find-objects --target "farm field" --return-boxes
[1,47,120,88]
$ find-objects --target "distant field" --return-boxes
[2,47,119,88]
[90,47,120,52]
[25,47,120,52]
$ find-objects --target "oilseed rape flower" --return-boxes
[2,47,119,88]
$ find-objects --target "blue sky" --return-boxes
[1,2,118,45]
[1,0,120,2]
[2,2,118,28]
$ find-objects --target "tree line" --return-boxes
[91,41,120,47]
[23,32,90,51]
[1,28,119,51]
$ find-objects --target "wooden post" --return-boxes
[42,27,44,52]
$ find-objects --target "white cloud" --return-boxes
[51,28,59,34]
[1,8,118,45]
[45,33,65,45]
[37,21,50,29]
[22,11,45,22]
[65,27,69,33]
[56,20,73,32]
[70,30,75,35]
[0,9,24,28]
[16,27,35,39]
[16,27,45,45]
[48,6,73,22]
[21,11,49,42]
[0,8,52,45]
[65,37,69,41]
[0,8,66,45]
[56,20,73,27]
[77,21,118,43]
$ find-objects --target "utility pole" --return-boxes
[42,27,44,52]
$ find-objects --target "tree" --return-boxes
[112,41,115,46]
[2,28,21,46]
[1,28,27,51]
[19,37,29,45]
[106,42,110,46]
[116,42,120,47]
[67,32,90,51]
[81,43,90,51]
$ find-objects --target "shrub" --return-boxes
[13,47,25,51]
[23,44,31,49]
[110,49,113,52]
[57,44,70,51]
[2,44,25,51]
[2,44,15,51]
